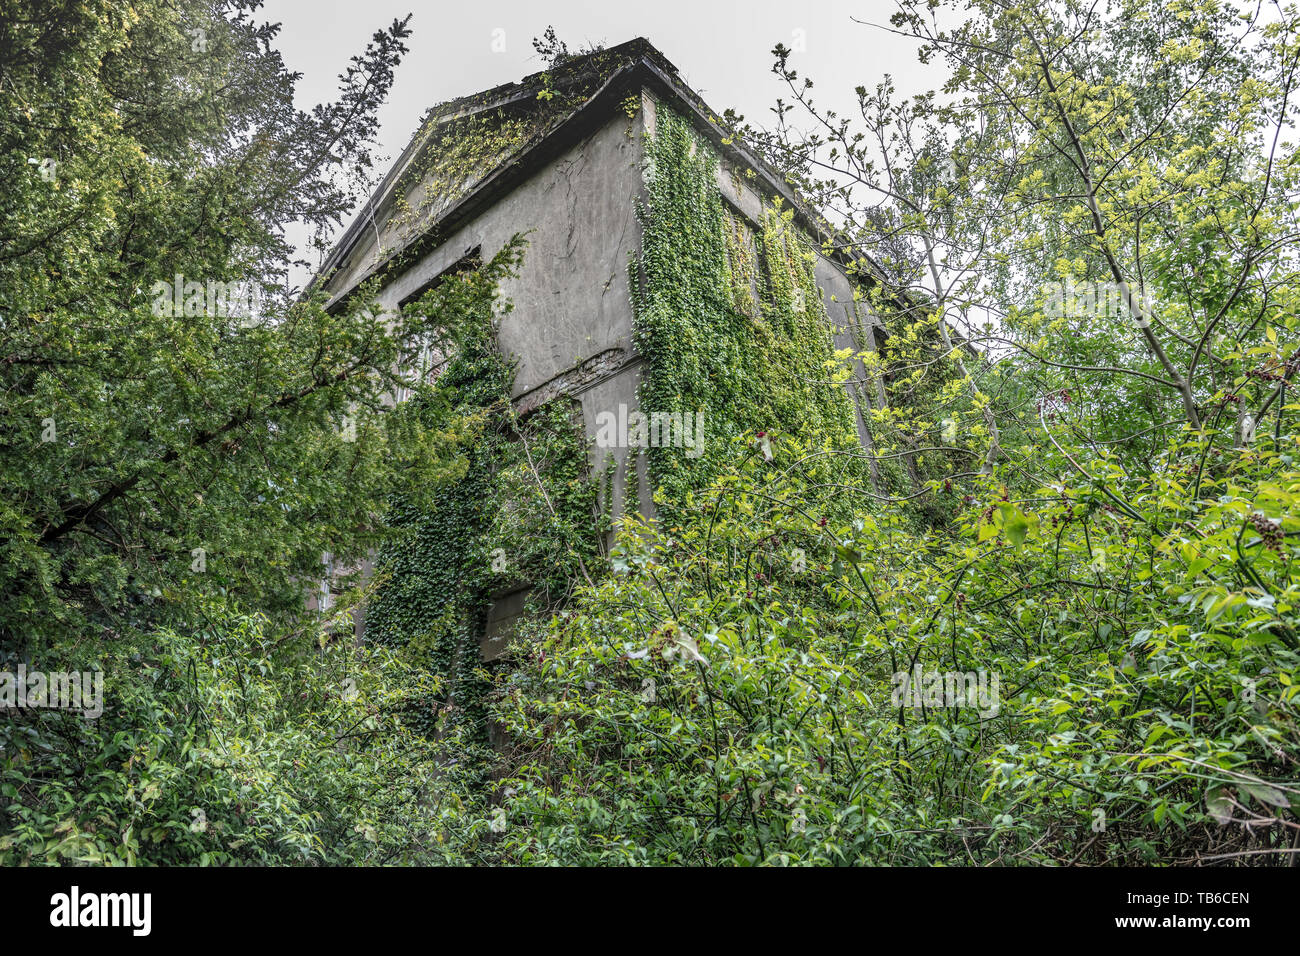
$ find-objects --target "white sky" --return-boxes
[256,0,942,281]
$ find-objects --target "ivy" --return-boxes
[364,239,608,751]
[633,102,869,525]
[367,101,887,764]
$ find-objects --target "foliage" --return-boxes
[0,610,487,865]
[470,425,1298,865]
[635,102,873,523]
[0,0,459,649]
[747,0,1300,470]
[414,20,1300,859]
[6,4,1300,870]
[363,237,608,747]
[0,0,512,865]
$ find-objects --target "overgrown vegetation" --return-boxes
[0,611,480,865]
[0,0,508,863]
[475,428,1300,864]
[363,235,609,751]
[633,104,870,523]
[3,1,1298,867]
[454,1,1300,865]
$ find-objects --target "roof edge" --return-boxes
[314,39,884,307]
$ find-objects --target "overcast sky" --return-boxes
[256,0,942,279]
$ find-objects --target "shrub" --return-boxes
[0,611,488,865]
[471,432,1299,865]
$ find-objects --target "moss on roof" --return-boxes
[322,41,658,285]
[316,38,885,301]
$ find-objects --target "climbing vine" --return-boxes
[633,102,869,523]
[365,100,890,760]
[362,237,608,753]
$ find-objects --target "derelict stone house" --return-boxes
[313,38,889,654]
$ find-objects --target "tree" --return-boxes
[0,0,522,653]
[746,0,1299,467]
[0,0,533,865]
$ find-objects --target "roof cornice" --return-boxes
[314,38,883,309]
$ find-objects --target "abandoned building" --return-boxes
[312,38,890,664]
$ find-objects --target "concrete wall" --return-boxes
[317,108,652,647]
[326,107,652,529]
[324,92,885,522]
[316,92,887,645]
[346,112,643,399]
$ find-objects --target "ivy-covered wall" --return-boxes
[361,95,888,754]
[634,99,873,521]
[363,275,608,747]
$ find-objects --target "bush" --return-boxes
[470,432,1299,865]
[0,611,488,865]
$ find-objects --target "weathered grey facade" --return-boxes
[314,39,889,647]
